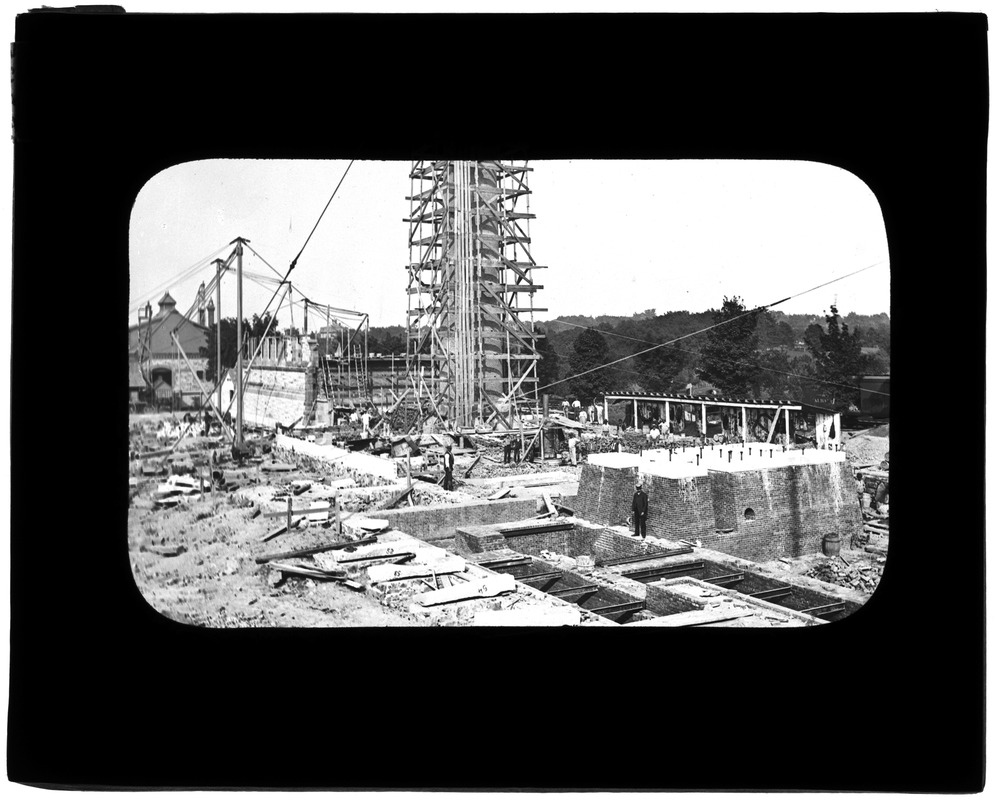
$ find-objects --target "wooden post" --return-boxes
[406,453,412,490]
[784,409,790,446]
[603,396,609,427]
[215,258,224,417]
[701,402,706,436]
[633,399,639,428]
[335,490,341,537]
[286,495,292,536]
[200,469,205,501]
[741,406,748,443]
[235,238,244,447]
[664,401,670,433]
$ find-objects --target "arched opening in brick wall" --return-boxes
[744,508,756,520]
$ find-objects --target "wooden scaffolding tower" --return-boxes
[404,160,545,431]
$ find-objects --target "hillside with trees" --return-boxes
[360,302,888,408]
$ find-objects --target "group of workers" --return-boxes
[560,399,600,425]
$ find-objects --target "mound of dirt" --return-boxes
[844,429,890,466]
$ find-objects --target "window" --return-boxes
[744,508,756,520]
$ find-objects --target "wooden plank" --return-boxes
[367,557,467,584]
[254,535,379,564]
[378,485,413,511]
[487,487,512,500]
[260,462,295,472]
[268,561,347,580]
[258,519,302,542]
[646,607,755,627]
[262,502,332,519]
[463,455,482,478]
[335,544,421,563]
[542,492,557,515]
[415,573,516,607]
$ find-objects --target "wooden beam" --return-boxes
[414,572,516,606]
[254,535,380,564]
[367,557,467,583]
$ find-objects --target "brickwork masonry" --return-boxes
[574,458,863,562]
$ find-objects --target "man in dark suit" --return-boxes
[443,444,455,491]
[632,482,649,540]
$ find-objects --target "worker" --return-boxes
[361,407,372,437]
[578,408,588,425]
[568,433,578,466]
[631,482,649,540]
[648,424,661,445]
[442,444,455,491]
[513,436,522,464]
[503,438,513,464]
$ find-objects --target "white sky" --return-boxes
[128,159,890,329]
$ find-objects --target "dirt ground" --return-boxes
[129,414,887,626]
[128,414,580,628]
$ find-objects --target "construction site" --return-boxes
[128,160,891,629]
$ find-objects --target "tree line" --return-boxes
[202,301,889,411]
[540,300,888,409]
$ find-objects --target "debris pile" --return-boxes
[805,555,884,594]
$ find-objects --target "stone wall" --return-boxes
[242,367,307,428]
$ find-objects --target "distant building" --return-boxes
[129,287,213,409]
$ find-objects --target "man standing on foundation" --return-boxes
[442,445,455,491]
[632,482,649,540]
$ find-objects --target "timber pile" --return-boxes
[805,556,883,594]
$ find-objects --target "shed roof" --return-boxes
[604,390,801,411]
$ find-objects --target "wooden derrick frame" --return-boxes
[404,160,544,430]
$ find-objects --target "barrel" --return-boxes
[822,533,842,557]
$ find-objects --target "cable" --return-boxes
[536,259,887,394]
[128,243,230,314]
[288,160,355,274]
[552,319,890,398]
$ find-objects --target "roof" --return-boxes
[604,390,801,410]
[128,307,210,333]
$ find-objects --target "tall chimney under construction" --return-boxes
[405,160,544,430]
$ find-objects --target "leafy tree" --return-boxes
[203,318,241,382]
[635,337,686,393]
[803,305,866,408]
[568,327,613,403]
[250,312,278,339]
[535,326,561,391]
[698,296,765,397]
[202,314,281,382]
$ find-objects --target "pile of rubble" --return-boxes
[805,555,884,594]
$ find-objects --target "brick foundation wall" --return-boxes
[641,473,715,542]
[644,582,705,616]
[698,463,863,562]
[243,367,307,428]
[574,464,639,525]
[375,497,539,543]
[590,527,670,563]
